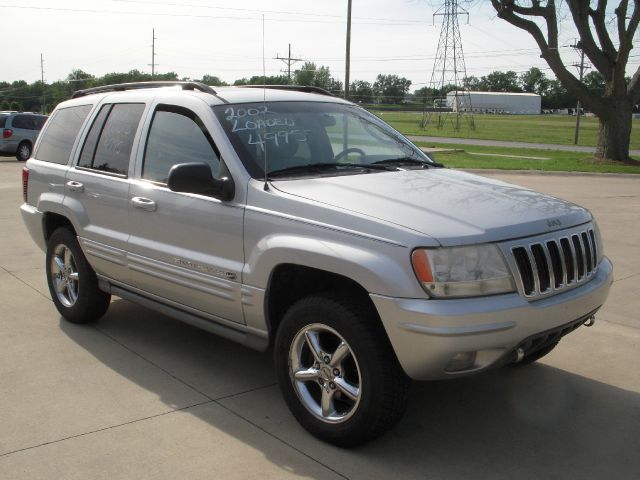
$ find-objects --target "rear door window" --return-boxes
[35,105,93,164]
[77,103,145,176]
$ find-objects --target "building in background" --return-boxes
[447,91,541,114]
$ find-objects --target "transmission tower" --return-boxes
[421,0,474,131]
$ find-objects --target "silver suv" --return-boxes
[20,82,613,446]
[0,111,48,161]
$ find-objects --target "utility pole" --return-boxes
[274,44,303,84]
[572,45,590,145]
[149,28,158,80]
[40,53,46,114]
[344,0,352,99]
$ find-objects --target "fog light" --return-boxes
[445,352,477,372]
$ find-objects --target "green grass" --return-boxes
[417,142,640,174]
[371,111,640,150]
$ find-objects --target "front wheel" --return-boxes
[46,228,111,323]
[274,295,409,447]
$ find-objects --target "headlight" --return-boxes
[411,245,515,298]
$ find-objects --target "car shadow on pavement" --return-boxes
[61,298,640,480]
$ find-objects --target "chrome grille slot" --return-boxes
[546,240,564,288]
[572,234,585,280]
[509,226,598,300]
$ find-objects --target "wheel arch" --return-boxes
[264,263,384,344]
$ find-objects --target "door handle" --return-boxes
[65,181,84,193]
[131,196,157,212]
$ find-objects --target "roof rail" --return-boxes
[237,85,335,97]
[71,81,217,99]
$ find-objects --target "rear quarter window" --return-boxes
[35,105,93,165]
[0,115,7,128]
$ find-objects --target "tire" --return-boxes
[274,294,410,447]
[45,228,111,324]
[16,141,32,162]
[512,341,559,367]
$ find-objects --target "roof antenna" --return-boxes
[262,14,269,192]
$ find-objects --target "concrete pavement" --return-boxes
[1,159,638,479]
[407,135,640,156]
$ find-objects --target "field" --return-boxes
[416,142,640,174]
[371,111,640,149]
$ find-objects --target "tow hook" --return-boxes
[583,315,596,327]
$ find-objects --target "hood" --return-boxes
[271,169,591,246]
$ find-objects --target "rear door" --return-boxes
[126,100,245,324]
[64,102,147,281]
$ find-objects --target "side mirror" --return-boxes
[167,162,234,201]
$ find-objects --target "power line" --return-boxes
[0,5,427,26]
[111,0,429,24]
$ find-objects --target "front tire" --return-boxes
[46,228,111,323]
[274,294,409,447]
[16,141,31,161]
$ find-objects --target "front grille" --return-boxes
[510,227,597,299]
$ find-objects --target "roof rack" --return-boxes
[71,81,217,99]
[237,85,335,97]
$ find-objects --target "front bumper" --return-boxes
[371,257,613,380]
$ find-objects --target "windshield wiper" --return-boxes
[372,157,445,168]
[267,162,393,178]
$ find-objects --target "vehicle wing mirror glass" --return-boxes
[167,162,234,200]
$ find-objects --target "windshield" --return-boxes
[213,102,434,179]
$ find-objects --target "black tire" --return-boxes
[274,294,410,447]
[512,341,559,367]
[45,228,111,324]
[16,141,32,162]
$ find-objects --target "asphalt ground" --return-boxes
[1,158,638,479]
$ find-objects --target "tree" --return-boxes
[373,74,412,103]
[491,0,640,162]
[583,71,606,96]
[233,75,289,86]
[350,80,375,103]
[293,62,342,93]
[520,67,550,95]
[482,70,522,92]
[199,75,228,86]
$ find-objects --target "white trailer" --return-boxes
[447,91,542,114]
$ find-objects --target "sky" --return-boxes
[0,0,638,91]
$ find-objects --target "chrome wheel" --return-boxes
[50,244,79,307]
[289,323,362,424]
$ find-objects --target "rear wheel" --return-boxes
[16,141,31,161]
[46,228,111,323]
[274,294,409,447]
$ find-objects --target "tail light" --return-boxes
[22,167,29,203]
[2,129,12,139]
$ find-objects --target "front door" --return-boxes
[126,103,245,324]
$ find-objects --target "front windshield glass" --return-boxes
[213,102,433,179]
